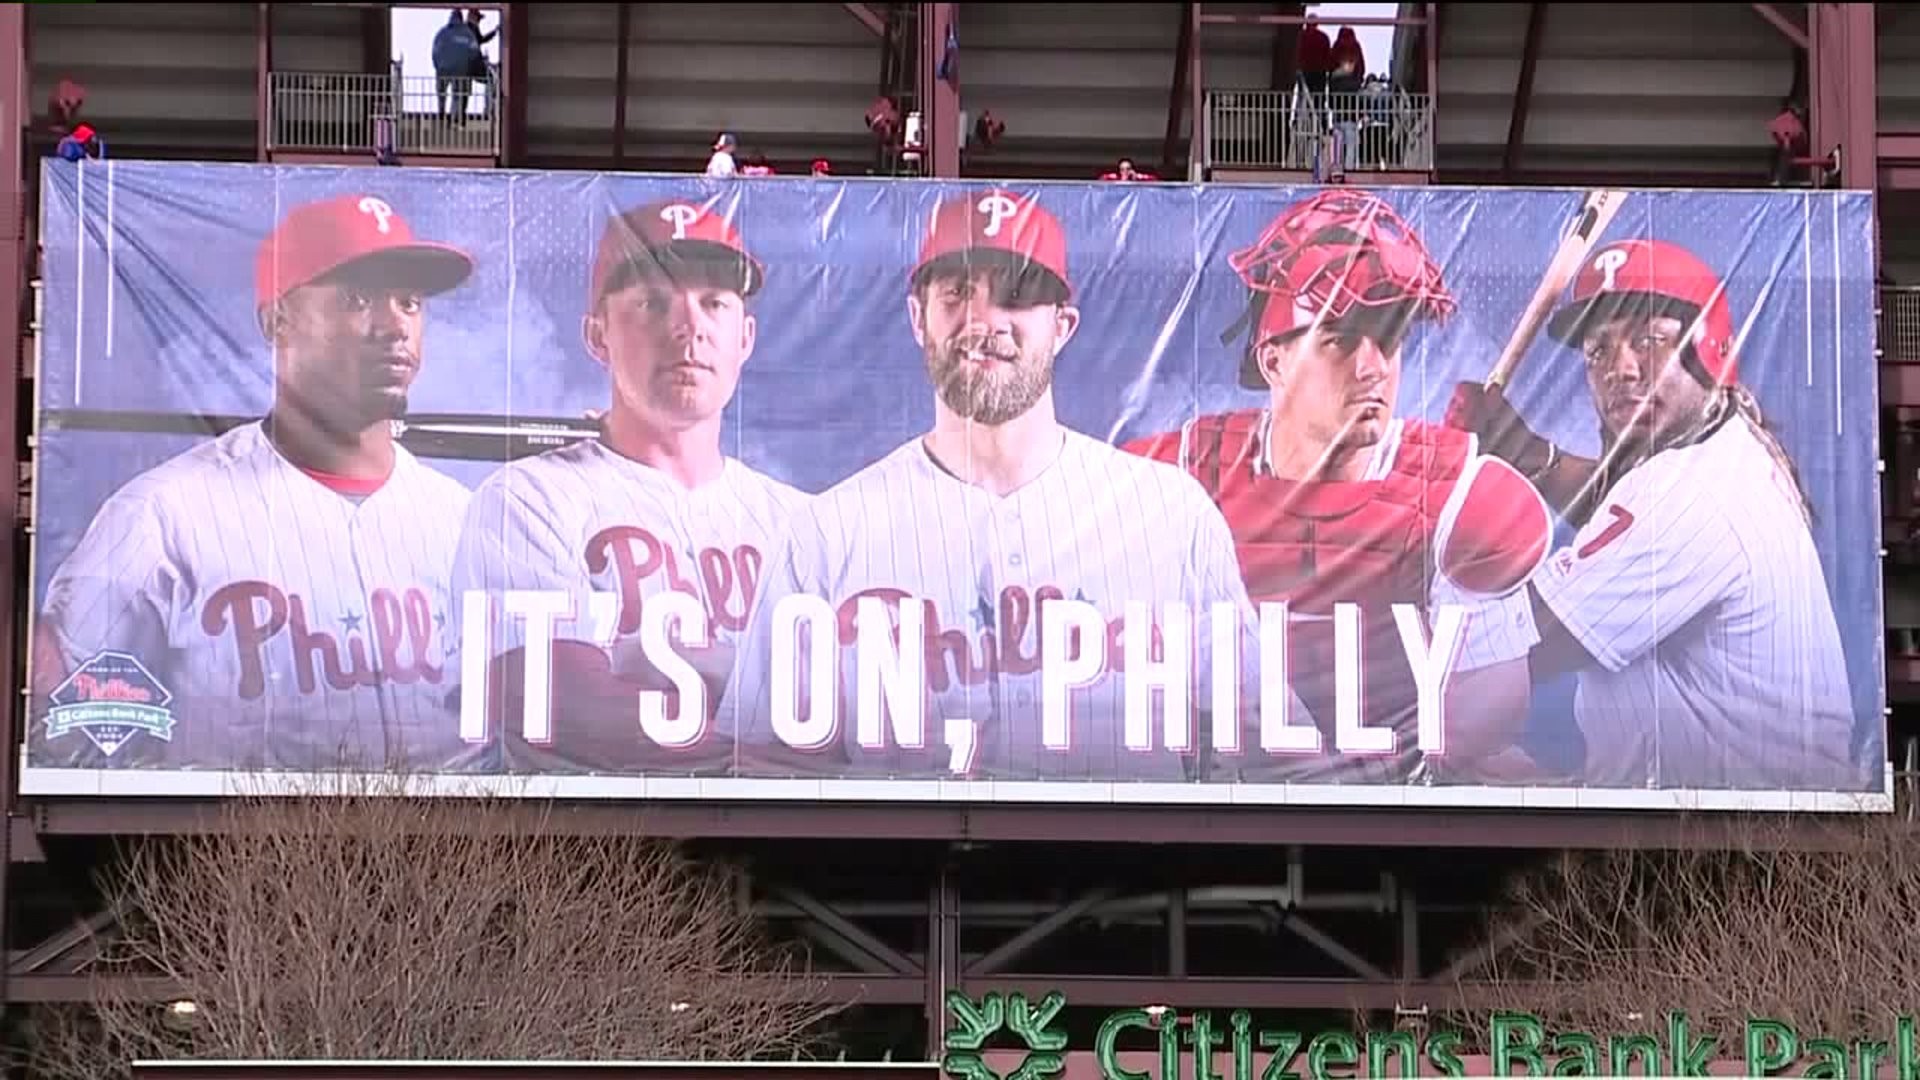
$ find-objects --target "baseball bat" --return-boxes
[1484,188,1629,391]
[36,409,601,462]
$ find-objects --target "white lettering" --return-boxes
[458,590,493,743]
[1396,603,1468,755]
[1259,601,1319,753]
[357,196,395,233]
[1593,247,1630,292]
[1333,602,1393,754]
[855,595,926,751]
[1123,601,1191,752]
[659,203,701,241]
[637,591,709,748]
[1040,598,1104,751]
[770,594,839,751]
[503,590,573,743]
[452,590,1481,767]
[1209,602,1244,754]
[978,193,1021,238]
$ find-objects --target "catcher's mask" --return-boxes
[1219,191,1455,391]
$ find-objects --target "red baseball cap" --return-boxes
[911,189,1072,302]
[254,194,472,310]
[588,198,764,304]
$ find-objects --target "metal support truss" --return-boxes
[2,845,1546,1025]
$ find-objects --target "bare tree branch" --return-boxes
[1443,813,1920,1047]
[19,772,848,1077]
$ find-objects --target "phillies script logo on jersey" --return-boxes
[836,584,1163,693]
[201,581,446,699]
[584,526,762,637]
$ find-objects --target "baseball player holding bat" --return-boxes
[447,196,804,774]
[1445,238,1864,789]
[1123,189,1554,785]
[31,193,477,772]
[720,189,1298,781]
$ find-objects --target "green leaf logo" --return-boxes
[941,991,1069,1080]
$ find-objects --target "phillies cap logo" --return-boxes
[1592,247,1630,292]
[977,193,1022,238]
[659,203,703,241]
[357,197,395,235]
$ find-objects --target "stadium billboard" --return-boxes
[20,159,1889,810]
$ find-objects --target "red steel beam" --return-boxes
[1199,12,1424,26]
[1421,1,1439,98]
[1268,1,1304,91]
[842,2,886,37]
[359,6,387,74]
[1809,1,1876,190]
[1187,1,1205,180]
[919,2,959,177]
[502,2,530,165]
[1751,1,1809,50]
[16,797,1888,851]
[1163,1,1194,177]
[0,0,23,1015]
[255,3,272,161]
[612,3,631,165]
[1502,3,1545,179]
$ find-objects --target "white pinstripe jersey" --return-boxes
[719,429,1308,782]
[33,422,473,771]
[1533,416,1862,790]
[447,439,806,717]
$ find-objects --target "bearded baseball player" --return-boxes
[31,193,476,773]
[1445,238,1863,790]
[1123,190,1553,786]
[719,189,1299,782]
[447,196,804,775]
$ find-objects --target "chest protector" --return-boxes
[1175,411,1470,780]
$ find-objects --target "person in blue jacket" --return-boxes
[432,10,480,118]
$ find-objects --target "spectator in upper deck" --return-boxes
[1296,16,1332,97]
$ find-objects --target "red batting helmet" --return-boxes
[1545,238,1738,386]
[1223,189,1455,389]
[912,189,1072,303]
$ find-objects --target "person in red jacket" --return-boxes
[1296,17,1333,96]
[1330,26,1367,78]
[1122,190,1554,785]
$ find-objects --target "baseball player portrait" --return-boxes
[1445,238,1864,790]
[446,196,805,775]
[30,192,477,773]
[718,188,1303,782]
[1123,189,1555,785]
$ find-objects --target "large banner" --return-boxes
[21,159,1889,810]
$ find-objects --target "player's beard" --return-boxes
[926,337,1053,427]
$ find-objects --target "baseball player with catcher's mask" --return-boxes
[1446,239,1863,789]
[1125,189,1554,785]
[447,196,805,775]
[720,189,1306,782]
[32,193,477,773]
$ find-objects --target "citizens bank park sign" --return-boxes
[18,159,1893,811]
[941,992,1920,1080]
